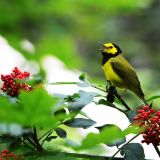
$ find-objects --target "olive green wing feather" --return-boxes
[110,58,144,98]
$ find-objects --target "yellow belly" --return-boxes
[102,61,126,88]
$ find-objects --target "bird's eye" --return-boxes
[109,46,113,49]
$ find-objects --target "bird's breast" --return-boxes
[102,59,126,88]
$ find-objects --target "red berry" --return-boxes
[1,150,8,154]
[1,67,32,97]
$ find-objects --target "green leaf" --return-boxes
[18,88,60,127]
[55,127,67,138]
[76,82,89,88]
[122,110,136,123]
[0,88,60,128]
[68,90,99,112]
[146,95,160,102]
[123,125,144,135]
[120,143,145,160]
[45,136,57,142]
[79,73,86,81]
[27,153,75,160]
[0,135,17,144]
[64,118,96,129]
[96,124,126,147]
[98,99,117,108]
[76,124,125,150]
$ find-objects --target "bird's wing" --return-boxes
[110,57,143,96]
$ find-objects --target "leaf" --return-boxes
[96,124,126,147]
[98,99,117,108]
[146,95,160,102]
[79,73,86,81]
[27,153,75,160]
[76,124,126,150]
[18,88,60,127]
[0,123,27,136]
[123,125,144,135]
[120,143,145,160]
[76,82,89,88]
[9,137,21,150]
[45,136,57,142]
[64,118,96,129]
[68,90,99,112]
[55,127,67,138]
[122,110,136,123]
[0,88,60,128]
[0,135,17,143]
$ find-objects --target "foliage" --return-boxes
[0,71,160,160]
[1,0,160,159]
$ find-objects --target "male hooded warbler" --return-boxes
[99,42,147,105]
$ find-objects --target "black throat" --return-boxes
[101,52,120,65]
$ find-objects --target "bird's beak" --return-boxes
[98,42,105,52]
[98,48,104,51]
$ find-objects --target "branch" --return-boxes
[110,134,140,160]
[152,143,160,158]
[114,91,131,110]
[32,126,43,152]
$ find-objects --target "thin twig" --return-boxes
[89,83,106,92]
[22,140,34,150]
[114,92,131,110]
[26,138,37,148]
[152,143,160,158]
[41,130,53,146]
[110,134,140,160]
[32,126,43,152]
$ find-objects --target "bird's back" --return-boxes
[103,55,144,98]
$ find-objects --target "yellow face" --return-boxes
[103,43,118,55]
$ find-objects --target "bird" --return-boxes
[99,42,147,105]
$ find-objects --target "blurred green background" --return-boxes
[1,0,160,99]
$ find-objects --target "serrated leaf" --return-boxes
[0,88,60,128]
[68,90,99,112]
[64,118,96,129]
[96,124,126,146]
[55,127,67,138]
[79,73,86,81]
[120,143,145,160]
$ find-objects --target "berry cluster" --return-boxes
[1,67,32,97]
[0,150,23,160]
[133,106,160,145]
